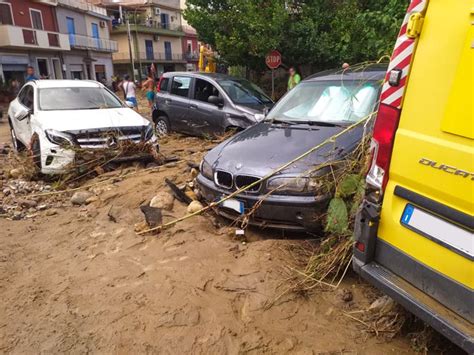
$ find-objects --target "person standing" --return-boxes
[287,66,301,91]
[25,66,39,82]
[142,73,155,109]
[121,74,138,111]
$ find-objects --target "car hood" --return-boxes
[36,108,150,131]
[235,103,273,114]
[204,121,367,177]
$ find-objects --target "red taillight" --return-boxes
[367,104,401,191]
[355,241,365,253]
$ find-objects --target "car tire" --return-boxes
[9,123,25,152]
[155,116,170,136]
[31,136,42,171]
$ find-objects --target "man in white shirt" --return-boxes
[121,74,138,111]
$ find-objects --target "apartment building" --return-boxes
[56,0,117,83]
[0,0,70,83]
[180,0,198,71]
[97,0,186,78]
[0,0,116,85]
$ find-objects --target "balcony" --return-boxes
[57,0,107,17]
[113,51,186,63]
[184,52,199,62]
[112,21,184,37]
[69,34,117,52]
[0,25,70,51]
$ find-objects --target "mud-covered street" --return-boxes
[0,105,443,353]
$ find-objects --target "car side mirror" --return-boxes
[15,106,31,121]
[208,95,224,107]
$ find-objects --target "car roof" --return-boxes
[305,64,388,82]
[29,80,103,89]
[162,71,243,82]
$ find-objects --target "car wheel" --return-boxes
[31,136,42,171]
[10,125,25,152]
[155,116,170,136]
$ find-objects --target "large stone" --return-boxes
[187,200,204,214]
[17,198,37,208]
[150,192,174,211]
[70,191,94,206]
[9,168,22,179]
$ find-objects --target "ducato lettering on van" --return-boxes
[419,158,474,180]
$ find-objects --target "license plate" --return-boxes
[401,204,473,258]
[220,198,245,214]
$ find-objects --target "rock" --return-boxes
[17,199,37,208]
[369,295,396,314]
[190,168,199,179]
[336,288,353,303]
[37,204,48,211]
[45,209,58,216]
[9,168,22,179]
[140,205,162,228]
[187,200,204,214]
[150,192,174,211]
[134,221,148,233]
[85,196,99,204]
[70,191,94,205]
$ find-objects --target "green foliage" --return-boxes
[185,0,409,71]
[325,197,349,235]
[336,174,364,198]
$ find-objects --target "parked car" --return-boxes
[196,66,386,231]
[152,72,273,136]
[353,1,473,352]
[8,80,157,174]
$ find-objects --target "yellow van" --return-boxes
[353,0,473,351]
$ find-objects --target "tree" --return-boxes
[184,0,409,71]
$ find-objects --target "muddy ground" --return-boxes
[0,99,456,354]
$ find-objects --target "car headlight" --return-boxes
[266,176,322,194]
[45,129,74,147]
[200,160,213,180]
[254,113,265,121]
[142,123,155,141]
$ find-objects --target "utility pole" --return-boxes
[126,18,136,81]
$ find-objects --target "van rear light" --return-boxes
[366,104,401,192]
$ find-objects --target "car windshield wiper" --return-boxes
[302,120,346,128]
[268,118,298,125]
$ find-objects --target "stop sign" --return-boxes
[265,50,282,69]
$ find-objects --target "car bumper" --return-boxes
[39,139,159,175]
[196,174,330,231]
[354,260,474,353]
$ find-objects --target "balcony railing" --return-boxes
[113,51,186,62]
[0,25,70,51]
[184,52,199,61]
[57,0,107,17]
[112,21,184,36]
[69,33,117,52]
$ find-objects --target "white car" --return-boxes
[7,80,158,174]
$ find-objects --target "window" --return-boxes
[19,86,34,110]
[30,9,43,30]
[0,3,14,25]
[266,81,379,123]
[159,77,170,92]
[194,79,219,103]
[170,76,191,98]
[160,13,169,29]
[37,59,49,78]
[39,87,122,111]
